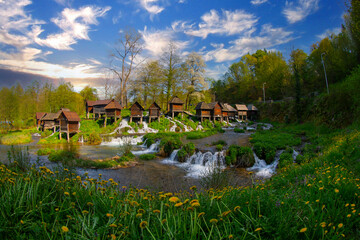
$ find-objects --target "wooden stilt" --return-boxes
[130,117,132,123]
[67,132,70,143]
[104,117,107,127]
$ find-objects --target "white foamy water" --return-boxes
[100,136,143,146]
[108,118,135,135]
[247,150,284,178]
[162,150,226,178]
[262,123,273,130]
[131,141,160,155]
[292,149,299,161]
[246,126,256,131]
[196,123,204,131]
[137,122,159,133]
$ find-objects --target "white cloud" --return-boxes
[316,27,341,39]
[283,0,319,24]
[112,10,122,24]
[140,26,190,58]
[173,9,258,39]
[250,0,268,5]
[138,0,164,18]
[205,63,229,80]
[32,6,111,50]
[203,24,294,62]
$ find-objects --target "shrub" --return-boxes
[41,130,53,138]
[160,136,182,156]
[216,144,223,151]
[139,154,156,161]
[37,148,55,156]
[0,132,32,145]
[177,149,188,163]
[253,142,276,164]
[177,143,196,162]
[278,152,293,169]
[225,145,255,167]
[199,165,231,189]
[88,132,102,145]
[234,127,245,133]
[48,150,77,165]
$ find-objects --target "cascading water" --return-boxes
[292,149,299,161]
[100,136,143,146]
[131,141,160,155]
[137,122,158,133]
[108,118,135,135]
[247,150,284,178]
[162,150,226,178]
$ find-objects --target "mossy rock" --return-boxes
[226,145,255,167]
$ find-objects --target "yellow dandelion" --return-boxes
[153,210,160,214]
[234,206,241,211]
[347,214,351,218]
[209,219,218,224]
[338,223,343,228]
[320,222,326,228]
[139,221,148,229]
[300,228,307,233]
[175,202,183,207]
[228,234,234,239]
[138,209,145,213]
[187,207,194,211]
[335,189,339,193]
[161,219,167,224]
[111,234,116,240]
[305,201,309,204]
[61,226,69,233]
[191,202,200,207]
[106,213,114,218]
[87,202,94,206]
[64,192,70,196]
[136,213,143,218]
[255,228,262,232]
[82,210,89,214]
[169,197,180,203]
[20,220,24,224]
[190,186,197,190]
[198,212,205,218]
[222,210,231,217]
[109,224,117,228]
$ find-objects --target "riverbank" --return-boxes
[1,122,359,239]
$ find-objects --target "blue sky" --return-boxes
[0,0,345,91]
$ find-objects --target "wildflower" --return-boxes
[198,212,205,218]
[20,220,24,224]
[319,187,324,190]
[72,192,76,196]
[82,210,89,214]
[300,228,307,233]
[305,201,309,204]
[139,221,148,229]
[175,202,183,207]
[335,189,339,193]
[87,202,93,207]
[136,213,143,218]
[64,192,70,196]
[228,234,234,239]
[169,197,180,203]
[111,234,116,240]
[338,223,343,228]
[222,210,231,217]
[187,207,194,211]
[61,226,69,233]
[255,228,262,232]
[210,219,218,224]
[347,214,351,218]
[234,206,241,212]
[109,224,117,228]
[190,186,197,191]
[153,210,160,214]
[161,219,167,224]
[191,202,200,207]
[138,209,145,214]
[106,213,114,218]
[55,208,59,212]
[320,222,326,228]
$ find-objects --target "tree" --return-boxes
[160,42,182,110]
[182,52,206,110]
[80,86,98,101]
[346,0,360,62]
[109,28,143,107]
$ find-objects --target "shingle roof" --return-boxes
[235,104,248,111]
[207,102,220,109]
[130,101,145,111]
[169,96,184,104]
[247,104,258,111]
[104,100,122,110]
[41,113,58,121]
[36,112,46,120]
[195,102,211,110]
[63,111,81,122]
[148,102,161,110]
[219,103,229,111]
[86,99,112,107]
[224,103,237,112]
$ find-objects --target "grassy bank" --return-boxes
[0,128,36,145]
[1,123,360,239]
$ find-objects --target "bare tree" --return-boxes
[109,28,143,107]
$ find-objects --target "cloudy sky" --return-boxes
[0,0,345,91]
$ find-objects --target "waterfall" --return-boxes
[162,150,226,178]
[292,149,299,161]
[247,150,284,178]
[78,135,84,143]
[131,141,160,155]
[109,118,136,135]
[137,122,159,133]
[100,136,143,146]
[196,123,203,131]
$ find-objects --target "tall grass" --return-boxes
[0,132,32,145]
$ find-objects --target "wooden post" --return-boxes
[140,115,143,125]
[158,116,160,122]
[104,116,107,127]
[130,116,132,123]
[67,132,70,143]
[172,111,174,119]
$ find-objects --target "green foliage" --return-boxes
[37,132,68,145]
[177,143,196,162]
[225,145,254,167]
[0,131,32,145]
[121,109,131,118]
[149,117,170,132]
[212,140,227,146]
[234,127,245,133]
[250,130,301,150]
[295,154,306,164]
[201,119,213,129]
[253,142,276,164]
[7,146,31,171]
[41,130,53,138]
[88,132,102,145]
[278,152,293,169]
[215,144,223,151]
[160,135,182,156]
[37,148,55,156]
[199,165,232,189]
[185,130,217,139]
[139,154,156,161]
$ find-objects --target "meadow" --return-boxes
[1,123,359,239]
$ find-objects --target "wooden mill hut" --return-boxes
[195,102,211,122]
[168,96,184,119]
[35,112,46,130]
[40,113,60,132]
[208,102,223,121]
[224,103,237,120]
[219,103,230,123]
[235,104,248,120]
[86,99,111,119]
[148,102,161,123]
[129,101,145,123]
[58,110,81,142]
[247,104,258,121]
[104,100,122,125]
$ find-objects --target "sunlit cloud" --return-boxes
[173,9,258,39]
[283,0,319,24]
[137,0,164,19]
[316,27,341,39]
[250,0,268,5]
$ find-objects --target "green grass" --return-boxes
[0,131,32,145]
[139,154,157,160]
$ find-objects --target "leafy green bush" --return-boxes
[278,152,293,169]
[37,148,55,156]
[253,142,276,164]
[177,142,196,162]
[41,130,53,138]
[176,149,188,163]
[160,136,182,156]
[225,145,254,167]
[48,150,77,165]
[149,117,170,132]
[139,154,156,160]
[216,144,223,151]
[234,127,245,133]
[88,132,102,145]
